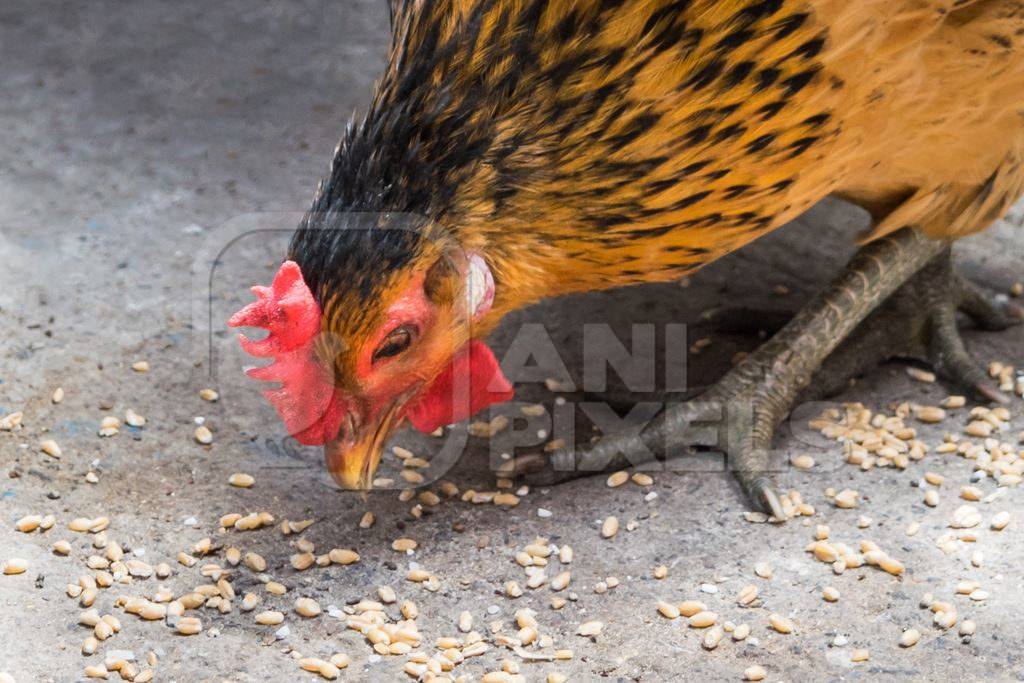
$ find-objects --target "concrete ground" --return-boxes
[1,2,1023,681]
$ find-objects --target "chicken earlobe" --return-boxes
[465,251,495,320]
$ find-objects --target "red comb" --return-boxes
[228,261,320,353]
[228,261,347,445]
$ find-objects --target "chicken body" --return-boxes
[342,0,1024,333]
[245,0,1024,496]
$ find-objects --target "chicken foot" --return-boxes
[800,251,1022,403]
[686,253,1022,402]
[508,228,981,518]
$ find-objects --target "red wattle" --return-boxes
[405,339,514,433]
[250,340,350,446]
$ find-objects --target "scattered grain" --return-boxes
[299,658,340,680]
[899,628,920,648]
[656,601,680,619]
[688,611,717,628]
[834,489,858,509]
[606,471,629,488]
[3,558,28,575]
[768,614,794,634]
[961,485,982,502]
[631,473,654,486]
[40,439,62,458]
[256,610,285,625]
[702,626,723,650]
[392,538,417,552]
[228,473,255,488]
[124,409,146,427]
[295,597,321,618]
[744,665,766,681]
[991,511,1010,530]
[600,516,619,539]
[913,406,946,423]
[176,617,202,635]
[906,368,935,383]
[329,548,359,565]
[551,571,571,591]
[737,584,758,606]
[791,454,815,470]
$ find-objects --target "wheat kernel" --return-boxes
[256,610,284,625]
[606,471,629,487]
[40,439,62,457]
[768,613,795,634]
[228,473,255,488]
[744,665,766,681]
[600,516,619,538]
[899,628,920,648]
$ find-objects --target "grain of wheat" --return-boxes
[295,597,321,617]
[991,511,1010,530]
[702,626,724,650]
[606,471,628,488]
[744,665,766,681]
[899,628,920,648]
[392,538,417,552]
[834,489,858,509]
[689,611,717,628]
[256,610,285,625]
[2,558,27,575]
[228,473,255,488]
[40,439,62,457]
[176,617,202,635]
[768,614,794,634]
[600,517,619,538]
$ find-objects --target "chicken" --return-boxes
[229,0,1024,514]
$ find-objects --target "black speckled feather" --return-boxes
[291,0,1024,329]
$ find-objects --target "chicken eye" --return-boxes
[373,326,414,361]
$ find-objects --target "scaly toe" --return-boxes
[973,381,1011,405]
[744,475,786,521]
[1004,299,1024,322]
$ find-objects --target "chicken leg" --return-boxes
[798,250,1021,403]
[509,228,1017,518]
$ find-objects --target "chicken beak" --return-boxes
[323,402,404,490]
